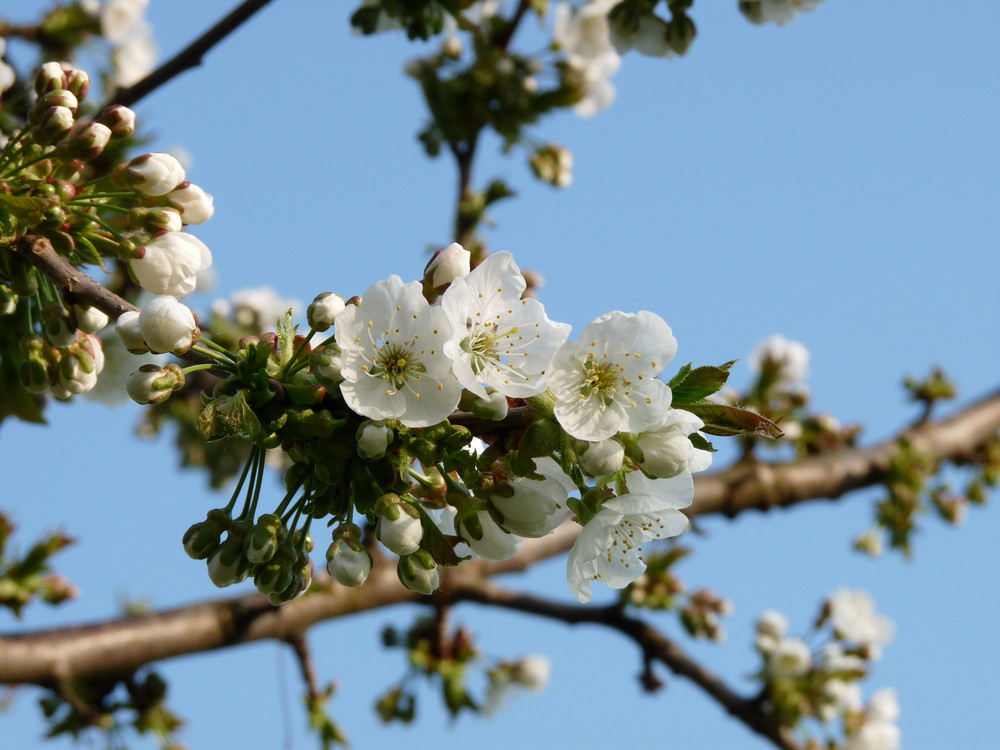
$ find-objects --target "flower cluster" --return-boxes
[0,61,211,403]
[753,590,899,749]
[161,241,761,606]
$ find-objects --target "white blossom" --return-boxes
[819,679,862,721]
[866,688,900,724]
[843,720,901,750]
[130,232,211,297]
[549,310,676,441]
[554,0,622,116]
[138,295,198,354]
[442,251,570,399]
[828,589,895,653]
[567,476,692,603]
[754,609,788,651]
[749,333,810,384]
[635,408,712,478]
[100,0,148,43]
[611,14,675,57]
[336,275,461,428]
[108,23,156,89]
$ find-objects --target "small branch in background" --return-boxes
[107,0,275,108]
[286,632,321,702]
[448,580,804,750]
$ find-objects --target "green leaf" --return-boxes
[688,432,716,453]
[676,401,783,439]
[666,363,692,391]
[670,361,736,404]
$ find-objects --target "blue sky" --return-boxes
[2,1,999,748]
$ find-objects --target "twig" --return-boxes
[286,632,322,701]
[106,0,276,109]
[446,579,804,750]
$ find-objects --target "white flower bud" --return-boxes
[866,688,900,724]
[636,428,692,478]
[116,310,148,353]
[375,496,423,555]
[126,152,186,196]
[513,655,550,691]
[73,304,109,334]
[138,295,198,354]
[423,242,471,291]
[357,421,392,459]
[767,638,812,678]
[130,231,212,297]
[756,609,788,639]
[126,363,184,404]
[325,523,373,588]
[307,292,346,332]
[578,439,624,477]
[458,509,521,561]
[167,181,215,225]
[397,550,440,595]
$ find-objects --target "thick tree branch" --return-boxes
[106,0,275,109]
[1,389,998,686]
[444,579,804,750]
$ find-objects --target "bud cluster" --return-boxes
[1,61,214,405]
[752,589,899,747]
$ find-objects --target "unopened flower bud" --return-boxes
[34,106,75,145]
[182,509,230,560]
[245,513,285,564]
[326,523,373,588]
[35,62,66,96]
[311,345,344,384]
[126,363,184,404]
[130,231,212,297]
[578,439,624,477]
[357,421,392,459]
[42,305,77,348]
[375,494,423,555]
[512,655,550,690]
[123,152,186,196]
[96,104,136,137]
[72,304,109,334]
[529,143,573,188]
[397,549,440,595]
[307,292,346,332]
[423,242,470,293]
[64,68,90,100]
[138,295,199,354]
[166,181,214,224]
[0,284,18,316]
[37,88,78,115]
[442,36,462,58]
[636,428,692,478]
[58,122,112,161]
[115,309,148,353]
[207,523,250,587]
[459,389,509,421]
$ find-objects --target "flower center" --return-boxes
[370,342,423,389]
[461,320,520,375]
[581,357,619,408]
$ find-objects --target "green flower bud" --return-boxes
[397,550,440,595]
[245,514,285,564]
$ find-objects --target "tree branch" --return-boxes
[445,579,804,750]
[106,0,275,109]
[1,388,998,686]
